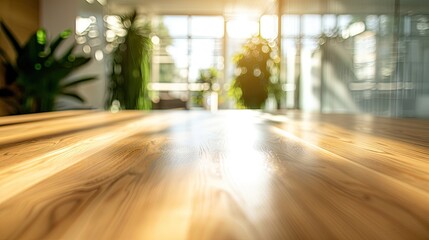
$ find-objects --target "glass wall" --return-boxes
[400,10,429,118]
[106,0,429,117]
[282,0,429,118]
[150,15,224,108]
[150,14,273,109]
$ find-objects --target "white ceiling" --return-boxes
[107,0,277,16]
[107,0,429,16]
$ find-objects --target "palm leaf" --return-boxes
[0,22,96,114]
[17,32,46,70]
[53,57,92,83]
[106,10,152,110]
[61,76,97,89]
[47,29,71,58]
[0,88,15,97]
[0,21,21,54]
[61,91,85,102]
[0,48,11,63]
[59,44,76,62]
[0,49,18,85]
[3,62,17,85]
[68,56,91,68]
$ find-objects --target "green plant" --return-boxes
[230,35,281,109]
[0,21,96,114]
[193,68,218,106]
[106,10,152,110]
[0,46,20,113]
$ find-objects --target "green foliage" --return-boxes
[230,35,281,109]
[197,68,218,87]
[0,21,96,114]
[106,10,152,110]
[193,68,219,107]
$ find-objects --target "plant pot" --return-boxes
[204,91,218,112]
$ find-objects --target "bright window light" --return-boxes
[282,15,300,36]
[189,39,217,81]
[163,16,188,37]
[348,21,366,37]
[95,50,104,61]
[323,15,336,34]
[260,15,278,39]
[191,16,224,38]
[302,15,321,36]
[76,17,92,35]
[227,18,259,39]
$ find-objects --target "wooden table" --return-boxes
[0,110,428,240]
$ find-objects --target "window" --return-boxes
[151,15,224,108]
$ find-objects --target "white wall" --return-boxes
[41,0,77,37]
[41,0,107,110]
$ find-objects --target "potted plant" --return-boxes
[105,10,152,110]
[193,67,219,110]
[230,35,281,109]
[0,21,96,114]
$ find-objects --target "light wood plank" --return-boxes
[0,110,94,126]
[0,110,428,239]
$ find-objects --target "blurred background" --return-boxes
[1,0,429,117]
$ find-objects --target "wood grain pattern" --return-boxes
[0,110,428,240]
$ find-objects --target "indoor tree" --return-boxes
[230,35,281,109]
[106,10,152,110]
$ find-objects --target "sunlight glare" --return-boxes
[260,15,278,39]
[224,112,271,211]
[227,17,259,39]
[76,17,92,35]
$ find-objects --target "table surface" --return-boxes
[0,110,428,240]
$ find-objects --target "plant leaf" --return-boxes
[61,91,85,102]
[0,48,11,63]
[48,56,92,84]
[0,21,21,54]
[61,76,97,89]
[48,29,71,57]
[0,88,15,97]
[0,48,17,85]
[67,56,92,68]
[59,44,76,62]
[3,62,18,85]
[17,32,46,70]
